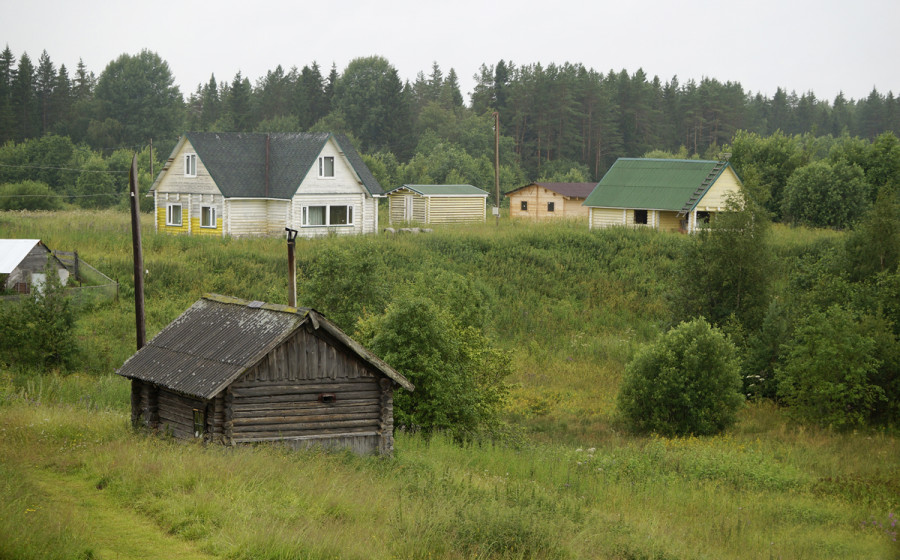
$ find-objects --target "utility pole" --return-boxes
[493,111,500,226]
[129,154,146,350]
[286,228,298,307]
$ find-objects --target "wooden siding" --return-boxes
[157,389,206,440]
[427,196,485,223]
[157,197,189,234]
[225,199,290,237]
[508,185,589,220]
[226,326,392,454]
[589,207,626,229]
[658,211,683,232]
[2,242,68,290]
[153,139,221,197]
[696,167,742,212]
[290,193,375,237]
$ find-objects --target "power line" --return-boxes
[0,163,129,174]
[0,192,123,199]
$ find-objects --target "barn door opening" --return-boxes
[192,408,206,438]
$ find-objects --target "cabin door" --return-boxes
[404,195,414,221]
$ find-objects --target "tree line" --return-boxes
[1,45,899,221]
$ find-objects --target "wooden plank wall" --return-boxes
[157,390,205,440]
[227,327,388,454]
[427,197,486,223]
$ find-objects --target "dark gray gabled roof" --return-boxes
[116,294,412,399]
[177,132,383,199]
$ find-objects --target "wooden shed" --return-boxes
[506,182,596,220]
[386,184,488,225]
[0,239,69,294]
[583,158,743,233]
[116,294,413,455]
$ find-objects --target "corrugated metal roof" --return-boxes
[170,132,383,199]
[387,184,489,196]
[506,182,598,199]
[0,239,41,273]
[116,294,412,399]
[583,159,730,211]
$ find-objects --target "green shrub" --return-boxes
[776,305,886,429]
[617,317,744,436]
[0,181,64,211]
[356,296,511,441]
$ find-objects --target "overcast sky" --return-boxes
[2,0,897,104]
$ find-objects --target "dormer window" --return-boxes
[184,153,197,177]
[318,156,334,178]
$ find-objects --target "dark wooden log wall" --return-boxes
[227,325,394,454]
[157,389,205,440]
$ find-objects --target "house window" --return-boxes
[166,203,183,226]
[192,408,205,438]
[200,206,216,228]
[547,202,555,212]
[521,201,528,211]
[697,211,711,226]
[302,204,353,227]
[184,153,197,177]
[318,156,334,178]
[634,209,648,225]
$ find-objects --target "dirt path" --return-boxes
[33,470,218,560]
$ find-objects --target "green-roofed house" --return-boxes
[583,158,743,233]
[150,132,384,237]
[385,184,488,225]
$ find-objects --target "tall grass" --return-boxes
[1,209,897,558]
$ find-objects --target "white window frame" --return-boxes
[301,204,354,227]
[200,205,216,228]
[166,203,183,226]
[184,153,197,177]
[318,156,335,178]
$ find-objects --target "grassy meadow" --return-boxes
[0,209,898,559]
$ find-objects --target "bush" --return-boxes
[0,181,64,211]
[0,267,77,371]
[356,296,510,442]
[776,305,886,429]
[617,317,743,436]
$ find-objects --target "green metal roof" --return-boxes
[387,184,489,197]
[583,158,731,211]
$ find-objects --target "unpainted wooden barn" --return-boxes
[386,184,488,224]
[505,182,596,220]
[0,239,69,294]
[116,294,413,455]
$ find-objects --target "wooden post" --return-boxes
[494,111,500,226]
[129,154,146,350]
[285,228,298,307]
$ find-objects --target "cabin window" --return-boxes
[634,209,648,225]
[318,156,335,178]
[166,203,183,226]
[521,201,528,211]
[547,202,555,212]
[302,204,354,227]
[200,205,216,228]
[192,408,205,438]
[184,153,197,177]
[696,211,711,226]
[318,393,337,405]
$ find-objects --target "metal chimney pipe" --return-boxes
[285,228,298,307]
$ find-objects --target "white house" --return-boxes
[151,132,383,237]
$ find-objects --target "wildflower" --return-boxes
[587,448,596,454]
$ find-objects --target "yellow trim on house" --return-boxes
[157,206,189,234]
[190,218,222,236]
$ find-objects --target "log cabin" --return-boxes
[386,184,488,225]
[506,182,596,220]
[583,158,743,233]
[151,132,383,237]
[116,294,413,455]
